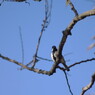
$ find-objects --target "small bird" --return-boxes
[51,46,70,71]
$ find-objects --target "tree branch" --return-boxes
[32,0,52,68]
[81,72,95,95]
[0,53,95,76]
[58,9,95,55]
[0,8,95,76]
[0,54,57,75]
[57,58,95,71]
[69,0,78,16]
[69,58,95,68]
[37,56,52,61]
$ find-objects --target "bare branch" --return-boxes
[69,0,78,16]
[0,54,57,75]
[0,54,31,70]
[57,58,95,71]
[0,54,52,75]
[37,56,52,61]
[69,58,95,68]
[1,8,95,74]
[58,9,95,55]
[0,53,95,76]
[20,55,52,70]
[81,72,95,95]
[0,0,30,6]
[67,9,95,31]
[32,0,52,68]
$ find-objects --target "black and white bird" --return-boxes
[51,46,70,71]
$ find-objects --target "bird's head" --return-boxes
[52,46,57,51]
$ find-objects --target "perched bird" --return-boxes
[51,46,70,71]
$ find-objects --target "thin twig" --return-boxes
[19,26,24,64]
[20,56,53,70]
[19,60,33,70]
[37,56,52,61]
[57,58,95,71]
[69,58,95,68]
[45,0,53,26]
[32,0,53,68]
[69,0,78,16]
[64,71,73,95]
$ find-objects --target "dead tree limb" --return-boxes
[58,9,95,55]
[32,0,52,68]
[0,5,95,76]
[0,54,51,75]
[57,58,95,71]
[81,73,95,95]
[0,53,95,76]
[68,0,78,16]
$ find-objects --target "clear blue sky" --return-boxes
[0,0,95,95]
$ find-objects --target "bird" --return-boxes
[51,46,70,71]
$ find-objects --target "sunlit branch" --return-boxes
[0,54,31,70]
[0,54,51,75]
[58,9,95,55]
[81,72,95,95]
[69,0,78,16]
[0,54,58,75]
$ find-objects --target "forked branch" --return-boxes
[58,9,95,55]
[0,54,95,76]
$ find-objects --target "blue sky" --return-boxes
[0,0,95,95]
